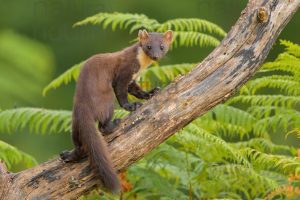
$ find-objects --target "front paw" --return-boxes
[141,87,161,100]
[122,102,143,111]
[148,87,161,96]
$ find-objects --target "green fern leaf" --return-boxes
[74,12,224,49]
[228,95,300,108]
[231,138,292,154]
[254,113,300,134]
[280,40,300,58]
[158,18,226,37]
[207,164,278,196]
[286,128,300,139]
[74,12,160,33]
[0,140,37,170]
[180,124,250,166]
[0,108,72,134]
[138,63,195,89]
[0,108,128,135]
[196,105,268,139]
[242,148,300,175]
[262,56,300,77]
[243,75,300,95]
[43,62,84,95]
[172,31,220,48]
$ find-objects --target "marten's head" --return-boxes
[138,30,173,61]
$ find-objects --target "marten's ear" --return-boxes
[163,30,173,44]
[138,29,149,41]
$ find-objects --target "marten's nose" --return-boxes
[153,56,158,60]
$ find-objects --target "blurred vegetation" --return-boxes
[0,0,299,199]
[0,30,54,108]
[0,0,299,162]
[120,40,300,199]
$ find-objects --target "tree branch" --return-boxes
[1,0,299,199]
[0,161,9,177]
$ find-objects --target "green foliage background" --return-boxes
[0,0,299,161]
[0,0,299,199]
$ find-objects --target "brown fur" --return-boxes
[60,30,173,193]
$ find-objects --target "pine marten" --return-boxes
[60,30,173,193]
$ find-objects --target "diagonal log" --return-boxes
[1,0,299,199]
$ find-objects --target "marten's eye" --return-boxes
[160,45,164,50]
[147,45,152,50]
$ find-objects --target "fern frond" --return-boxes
[74,12,222,49]
[127,166,188,199]
[74,12,227,41]
[247,105,300,119]
[276,52,300,62]
[0,108,72,134]
[140,143,202,183]
[242,148,300,175]
[43,62,84,95]
[262,59,300,77]
[74,12,160,33]
[194,118,268,139]
[172,31,220,48]
[286,128,300,139]
[0,140,37,170]
[231,138,292,154]
[195,105,268,139]
[246,106,300,135]
[254,113,300,134]
[228,95,300,108]
[180,124,250,166]
[244,75,300,95]
[157,18,226,37]
[138,63,195,88]
[208,105,256,128]
[0,108,129,135]
[280,40,300,58]
[207,164,278,197]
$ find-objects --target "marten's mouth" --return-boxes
[150,56,159,61]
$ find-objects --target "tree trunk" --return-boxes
[1,0,299,199]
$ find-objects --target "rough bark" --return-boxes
[1,0,299,199]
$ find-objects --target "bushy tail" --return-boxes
[80,118,120,193]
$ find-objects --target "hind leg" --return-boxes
[60,148,84,162]
[95,85,121,135]
[60,121,85,162]
[99,118,121,135]
[97,101,121,135]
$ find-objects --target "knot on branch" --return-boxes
[257,7,269,23]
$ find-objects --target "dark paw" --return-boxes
[60,150,79,162]
[100,127,113,135]
[100,119,121,135]
[149,87,161,96]
[113,118,122,125]
[122,102,143,111]
[141,93,151,100]
[60,150,72,162]
[141,87,161,100]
